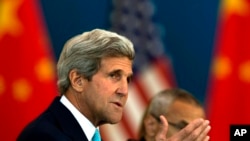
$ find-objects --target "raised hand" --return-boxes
[155,115,211,141]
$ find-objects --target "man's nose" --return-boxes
[116,78,129,96]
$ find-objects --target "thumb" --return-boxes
[155,115,169,141]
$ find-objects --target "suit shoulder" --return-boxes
[17,111,68,141]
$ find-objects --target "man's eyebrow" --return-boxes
[109,69,121,74]
[108,70,133,82]
[110,69,133,76]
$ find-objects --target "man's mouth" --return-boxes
[112,102,123,107]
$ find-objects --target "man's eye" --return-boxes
[110,73,120,79]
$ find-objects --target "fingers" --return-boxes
[155,117,211,141]
[195,121,211,141]
[159,115,169,134]
[184,119,210,141]
[155,115,168,141]
[203,136,210,141]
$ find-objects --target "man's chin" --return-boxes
[109,116,122,124]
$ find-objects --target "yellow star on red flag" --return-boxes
[0,0,23,39]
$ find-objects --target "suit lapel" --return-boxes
[49,97,88,141]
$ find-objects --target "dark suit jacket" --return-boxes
[17,96,88,141]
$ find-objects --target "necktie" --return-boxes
[92,129,101,141]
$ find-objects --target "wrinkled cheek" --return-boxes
[93,80,108,93]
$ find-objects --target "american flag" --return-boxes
[100,0,176,140]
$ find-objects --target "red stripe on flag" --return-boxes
[133,78,152,104]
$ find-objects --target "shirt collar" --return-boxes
[60,95,97,141]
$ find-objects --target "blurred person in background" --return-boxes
[128,88,208,141]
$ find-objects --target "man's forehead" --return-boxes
[100,57,133,69]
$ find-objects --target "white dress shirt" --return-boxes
[60,95,98,141]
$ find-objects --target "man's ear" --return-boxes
[68,69,84,92]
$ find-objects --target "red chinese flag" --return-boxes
[206,0,250,140]
[0,0,57,140]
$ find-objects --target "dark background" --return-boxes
[40,0,220,103]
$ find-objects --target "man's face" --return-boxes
[79,57,133,126]
[165,100,205,137]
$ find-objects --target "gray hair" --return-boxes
[148,88,203,118]
[57,29,135,95]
